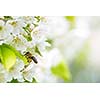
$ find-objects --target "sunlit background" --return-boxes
[44,16,100,83]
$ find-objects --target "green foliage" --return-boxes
[46,38,53,45]
[65,16,76,30]
[22,24,32,41]
[0,43,28,71]
[34,16,41,22]
[34,46,42,56]
[65,16,75,23]
[23,34,32,41]
[4,16,13,20]
[0,44,16,71]
[33,16,41,27]
[51,60,71,82]
[9,78,37,83]
[3,43,28,65]
[46,38,54,50]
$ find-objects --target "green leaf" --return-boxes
[24,77,37,83]
[4,16,13,20]
[0,44,16,71]
[2,43,28,65]
[65,16,76,30]
[51,60,71,82]
[3,16,13,22]
[23,34,32,41]
[9,79,19,83]
[46,38,53,45]
[65,16,75,22]
[34,46,42,56]
[34,16,41,22]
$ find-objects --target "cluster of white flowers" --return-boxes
[0,16,51,82]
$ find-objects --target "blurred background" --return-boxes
[40,16,100,83]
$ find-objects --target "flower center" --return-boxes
[11,21,17,27]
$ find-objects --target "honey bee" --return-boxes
[20,52,38,72]
[24,52,38,64]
